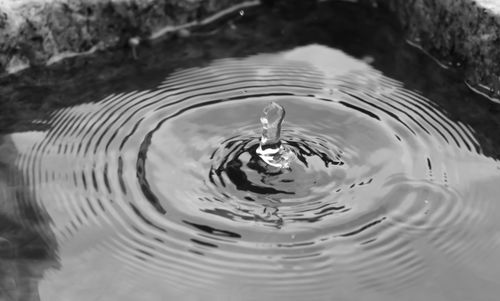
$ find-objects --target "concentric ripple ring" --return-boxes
[4,45,500,300]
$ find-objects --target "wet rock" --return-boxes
[6,54,30,74]
[3,0,500,100]
[0,0,249,75]
[364,0,500,99]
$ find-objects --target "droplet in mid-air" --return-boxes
[256,102,294,168]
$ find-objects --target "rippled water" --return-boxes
[2,43,500,301]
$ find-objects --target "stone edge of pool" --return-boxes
[0,0,256,73]
[1,0,499,100]
[364,0,500,101]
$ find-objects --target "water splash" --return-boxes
[1,45,500,301]
[256,102,294,168]
[260,102,285,147]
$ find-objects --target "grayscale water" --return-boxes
[2,44,500,301]
[1,3,500,301]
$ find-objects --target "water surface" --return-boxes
[1,2,500,301]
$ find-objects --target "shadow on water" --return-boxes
[0,135,59,301]
[0,1,500,300]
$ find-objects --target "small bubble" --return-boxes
[128,36,140,47]
[239,10,245,16]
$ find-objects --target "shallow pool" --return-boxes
[1,2,500,301]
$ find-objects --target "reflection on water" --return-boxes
[1,44,500,301]
[0,135,59,301]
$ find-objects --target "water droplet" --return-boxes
[256,102,294,168]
